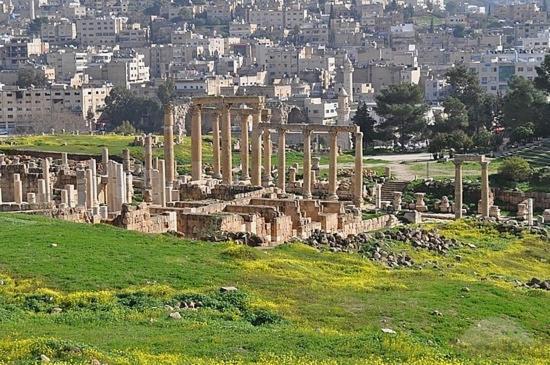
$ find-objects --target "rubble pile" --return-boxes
[377,227,460,254]
[524,278,550,290]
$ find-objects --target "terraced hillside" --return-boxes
[499,139,550,167]
[0,214,548,364]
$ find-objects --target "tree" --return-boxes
[445,65,495,133]
[447,130,473,153]
[16,69,47,88]
[441,97,469,131]
[157,79,176,106]
[374,84,427,149]
[498,157,532,182]
[509,125,535,144]
[102,87,163,133]
[502,77,546,135]
[352,103,377,147]
[453,24,465,38]
[428,133,448,154]
[113,120,139,135]
[534,54,550,93]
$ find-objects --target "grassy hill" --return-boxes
[499,139,550,168]
[0,214,548,364]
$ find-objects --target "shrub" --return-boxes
[498,157,532,182]
[245,308,283,326]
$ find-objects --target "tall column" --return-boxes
[13,174,23,204]
[61,152,68,169]
[454,161,463,219]
[89,158,98,207]
[221,104,233,184]
[144,134,153,188]
[354,132,363,207]
[164,103,176,185]
[480,161,490,218]
[262,128,272,186]
[158,159,166,207]
[240,112,250,180]
[76,169,87,207]
[303,128,312,199]
[251,124,262,186]
[37,179,46,203]
[42,158,51,203]
[122,149,131,173]
[191,104,203,181]
[328,130,339,200]
[277,127,286,192]
[102,147,109,167]
[211,110,221,179]
[86,168,94,209]
[126,173,133,204]
[0,187,3,204]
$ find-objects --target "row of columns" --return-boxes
[190,103,263,184]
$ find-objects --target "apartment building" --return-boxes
[0,84,111,133]
[47,50,88,81]
[40,20,77,45]
[0,38,48,70]
[76,17,125,47]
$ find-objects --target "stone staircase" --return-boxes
[381,180,409,201]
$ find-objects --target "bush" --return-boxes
[498,157,532,182]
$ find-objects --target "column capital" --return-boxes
[303,126,313,136]
[453,160,463,167]
[191,104,202,114]
[329,129,339,138]
[355,131,363,138]
[480,161,490,168]
[278,126,288,133]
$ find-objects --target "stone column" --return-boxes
[250,118,262,186]
[126,173,133,204]
[480,161,490,218]
[144,134,153,188]
[354,132,363,207]
[42,158,51,202]
[164,103,176,185]
[89,158,98,207]
[527,198,534,226]
[122,149,131,173]
[76,169,87,207]
[240,112,250,180]
[211,110,221,178]
[454,161,463,219]
[0,187,3,204]
[60,189,69,207]
[375,183,382,209]
[328,130,339,200]
[37,179,46,204]
[277,127,286,192]
[191,104,203,181]
[158,159,166,207]
[61,152,68,169]
[288,167,296,184]
[86,168,94,209]
[116,162,127,209]
[27,193,36,204]
[262,128,272,186]
[65,184,75,208]
[13,174,23,204]
[302,128,312,199]
[221,104,233,184]
[102,147,109,167]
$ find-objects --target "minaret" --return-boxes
[343,54,354,104]
[337,88,352,150]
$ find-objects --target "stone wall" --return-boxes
[113,203,177,233]
[494,189,550,210]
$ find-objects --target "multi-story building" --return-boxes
[47,50,88,81]
[0,84,111,133]
[469,51,545,94]
[76,17,125,47]
[0,38,48,70]
[86,50,149,88]
[40,20,77,46]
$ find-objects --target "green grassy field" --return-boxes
[0,214,548,364]
[406,160,503,179]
